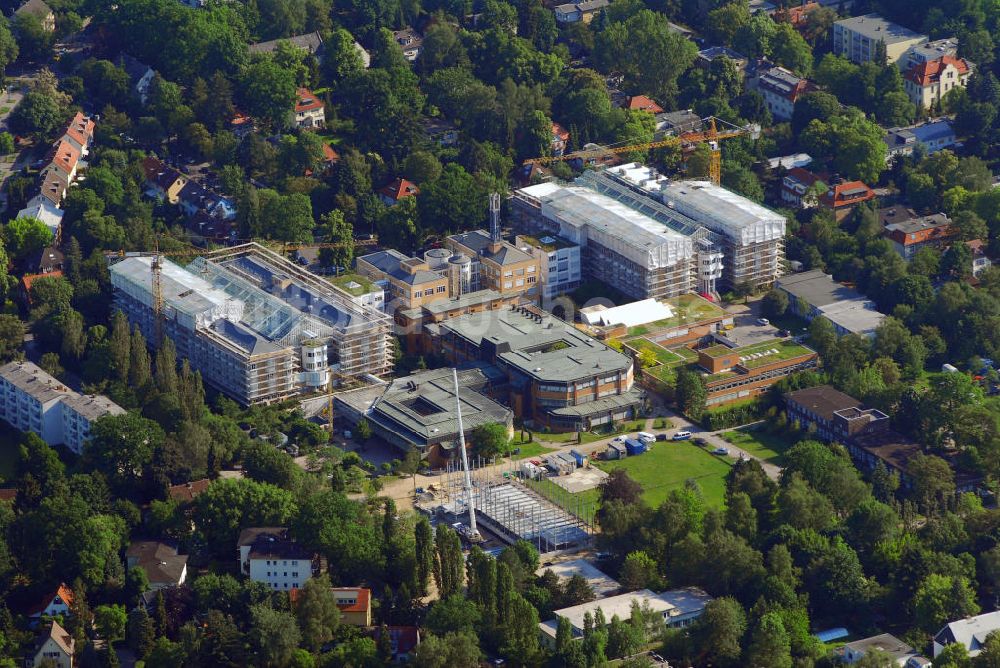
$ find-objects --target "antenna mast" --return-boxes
[489,192,501,243]
[453,368,480,540]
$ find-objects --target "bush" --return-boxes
[701,401,767,431]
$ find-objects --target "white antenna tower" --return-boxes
[453,368,480,541]
[489,192,501,243]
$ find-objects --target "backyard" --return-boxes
[720,426,797,466]
[592,441,734,508]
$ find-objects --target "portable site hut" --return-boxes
[569,449,587,466]
[607,442,627,459]
[624,438,647,456]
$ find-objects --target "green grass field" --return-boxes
[510,441,556,460]
[593,442,733,508]
[721,427,796,466]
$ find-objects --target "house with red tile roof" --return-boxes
[0,488,15,502]
[26,583,74,619]
[44,139,81,182]
[59,112,95,156]
[332,587,372,626]
[20,270,63,306]
[167,479,212,503]
[294,88,325,129]
[903,55,972,109]
[552,122,570,156]
[626,95,664,114]
[378,177,420,206]
[883,212,955,260]
[777,1,819,29]
[756,65,817,120]
[374,626,421,659]
[819,180,876,221]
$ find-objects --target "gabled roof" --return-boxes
[34,620,73,659]
[249,31,323,55]
[37,168,67,205]
[904,55,972,87]
[126,541,188,585]
[44,139,80,177]
[784,167,821,187]
[819,180,875,208]
[331,587,371,613]
[626,95,664,114]
[935,611,1000,653]
[167,478,212,503]
[295,88,324,113]
[378,177,419,202]
[61,112,95,149]
[118,53,153,84]
[552,122,570,142]
[26,583,74,617]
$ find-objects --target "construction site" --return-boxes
[416,455,596,556]
[110,242,393,405]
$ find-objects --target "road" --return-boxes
[375,409,782,512]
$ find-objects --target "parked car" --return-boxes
[756,317,769,326]
[693,437,706,445]
[712,447,729,455]
[672,431,692,441]
[655,433,668,441]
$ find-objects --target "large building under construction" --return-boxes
[110,243,393,405]
[511,164,785,297]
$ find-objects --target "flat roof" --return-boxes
[657,179,786,239]
[843,633,915,660]
[438,306,633,383]
[535,559,621,598]
[61,393,127,420]
[835,14,926,43]
[818,300,887,336]
[785,385,861,420]
[0,360,72,404]
[541,588,712,637]
[775,269,865,308]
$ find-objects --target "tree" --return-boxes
[295,575,340,652]
[909,454,956,515]
[251,605,301,668]
[320,209,353,270]
[600,469,643,506]
[471,423,510,458]
[434,525,465,598]
[762,289,789,318]
[426,595,481,636]
[620,551,661,590]
[771,22,813,75]
[0,17,17,79]
[5,216,53,259]
[411,631,481,668]
[9,90,64,136]
[694,597,747,667]
[0,314,23,361]
[418,164,487,234]
[322,28,365,86]
[403,150,443,185]
[676,368,707,421]
[125,607,155,658]
[12,12,52,61]
[94,604,127,643]
[415,516,435,596]
[194,479,297,557]
[87,413,164,495]
[913,574,979,632]
[800,110,887,183]
[240,58,297,129]
[745,612,792,668]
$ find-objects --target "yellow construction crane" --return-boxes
[523,117,759,186]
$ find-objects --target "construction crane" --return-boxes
[523,116,759,186]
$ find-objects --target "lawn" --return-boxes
[721,427,796,466]
[626,294,726,337]
[593,442,733,508]
[510,441,556,460]
[534,419,648,446]
[327,272,377,297]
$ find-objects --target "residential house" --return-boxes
[293,87,325,129]
[229,112,255,139]
[249,31,324,59]
[26,583,74,619]
[553,0,609,24]
[167,479,212,503]
[59,112,96,157]
[776,1,819,30]
[14,0,55,32]
[551,122,570,157]
[626,95,664,114]
[538,588,712,647]
[967,239,992,278]
[392,28,423,61]
[780,167,824,209]
[883,212,954,260]
[696,46,749,73]
[332,588,373,626]
[0,488,14,502]
[28,621,74,668]
[775,269,887,337]
[446,229,541,299]
[818,180,876,222]
[767,153,813,170]
[374,626,421,660]
[27,247,63,275]
[238,527,314,591]
[119,54,156,105]
[19,271,62,308]
[423,117,459,147]
[934,611,1000,657]
[841,633,922,666]
[833,14,928,65]
[885,120,959,158]
[141,157,188,204]
[126,541,188,590]
[44,139,81,184]
[903,55,972,109]
[654,109,703,138]
[17,196,63,239]
[901,37,960,71]
[177,180,236,221]
[756,65,816,121]
[377,177,419,207]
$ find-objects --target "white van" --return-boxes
[637,432,656,444]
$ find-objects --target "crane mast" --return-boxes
[453,368,480,541]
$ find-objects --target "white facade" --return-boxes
[0,361,124,452]
[517,235,582,300]
[247,556,311,591]
[833,14,928,64]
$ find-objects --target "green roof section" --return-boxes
[626,294,726,337]
[517,233,575,252]
[327,272,378,297]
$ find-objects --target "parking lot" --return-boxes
[718,300,789,347]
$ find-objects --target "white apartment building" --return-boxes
[833,14,927,65]
[515,234,582,300]
[238,527,314,591]
[756,66,813,121]
[0,361,125,453]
